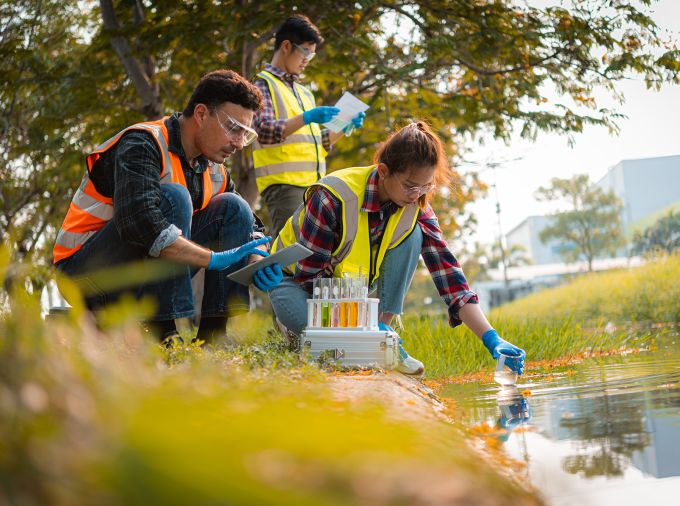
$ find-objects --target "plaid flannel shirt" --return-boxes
[252,63,331,150]
[294,169,479,327]
[85,113,264,256]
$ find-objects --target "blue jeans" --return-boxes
[269,225,424,335]
[57,184,254,321]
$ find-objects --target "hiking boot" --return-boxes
[397,345,425,376]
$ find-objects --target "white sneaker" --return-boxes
[397,345,425,375]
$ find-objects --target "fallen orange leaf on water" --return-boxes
[522,389,532,397]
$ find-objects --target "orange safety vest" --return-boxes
[53,118,228,264]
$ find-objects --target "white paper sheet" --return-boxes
[322,92,370,133]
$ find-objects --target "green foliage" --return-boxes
[632,210,680,256]
[3,0,678,271]
[535,174,625,270]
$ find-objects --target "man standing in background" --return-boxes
[251,14,365,238]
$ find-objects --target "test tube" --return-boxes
[331,280,340,327]
[339,276,350,327]
[349,276,359,327]
[312,279,322,328]
[321,278,331,327]
[359,286,368,328]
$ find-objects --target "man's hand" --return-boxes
[342,111,366,135]
[253,263,283,292]
[207,236,271,271]
[482,329,526,375]
[303,106,340,125]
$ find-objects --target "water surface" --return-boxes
[440,335,680,506]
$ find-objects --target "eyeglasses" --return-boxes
[293,43,316,62]
[216,113,258,146]
[400,181,437,196]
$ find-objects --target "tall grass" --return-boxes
[402,255,680,378]
[491,254,680,324]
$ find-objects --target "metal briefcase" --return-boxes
[300,328,399,369]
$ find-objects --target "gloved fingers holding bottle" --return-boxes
[482,329,526,375]
[302,106,340,125]
[342,111,366,136]
[207,236,272,271]
[253,263,283,292]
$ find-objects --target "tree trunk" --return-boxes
[99,0,161,120]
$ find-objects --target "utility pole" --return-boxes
[489,162,509,289]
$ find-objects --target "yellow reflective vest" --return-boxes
[250,70,327,193]
[274,165,420,284]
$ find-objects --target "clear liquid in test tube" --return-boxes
[331,281,340,327]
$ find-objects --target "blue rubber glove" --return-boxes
[482,329,526,375]
[207,236,271,271]
[379,322,396,332]
[252,263,283,292]
[342,111,366,135]
[302,106,340,125]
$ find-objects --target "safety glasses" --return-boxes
[400,181,437,196]
[217,113,258,146]
[293,43,316,62]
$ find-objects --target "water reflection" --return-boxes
[441,339,680,505]
[495,387,532,439]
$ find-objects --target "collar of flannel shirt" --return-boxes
[265,63,300,84]
[362,168,398,217]
[167,113,209,173]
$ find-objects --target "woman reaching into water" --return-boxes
[269,121,525,376]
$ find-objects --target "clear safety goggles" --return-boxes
[218,114,258,146]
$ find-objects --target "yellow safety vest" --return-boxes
[274,165,420,284]
[250,70,327,193]
[53,118,227,264]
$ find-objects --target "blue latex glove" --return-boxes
[252,263,283,292]
[302,106,340,125]
[207,236,271,271]
[482,329,526,375]
[342,111,366,135]
[378,322,393,333]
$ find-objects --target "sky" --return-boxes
[460,0,680,248]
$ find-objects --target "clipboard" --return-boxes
[226,243,313,286]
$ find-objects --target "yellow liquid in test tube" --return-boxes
[349,302,358,327]
[340,302,349,327]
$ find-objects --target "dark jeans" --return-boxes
[56,183,254,321]
[260,184,307,239]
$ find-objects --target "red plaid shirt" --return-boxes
[295,169,478,327]
[252,64,331,150]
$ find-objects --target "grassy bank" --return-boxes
[402,255,680,379]
[0,257,541,505]
[491,254,680,324]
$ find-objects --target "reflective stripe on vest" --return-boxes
[250,70,327,193]
[53,118,227,264]
[274,165,420,283]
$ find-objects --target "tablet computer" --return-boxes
[227,242,314,286]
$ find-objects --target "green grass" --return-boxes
[0,248,540,506]
[491,253,680,324]
[401,254,680,379]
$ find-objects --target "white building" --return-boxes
[506,154,680,266]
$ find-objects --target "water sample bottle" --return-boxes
[494,351,519,386]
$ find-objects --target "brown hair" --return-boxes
[183,69,263,116]
[374,121,452,207]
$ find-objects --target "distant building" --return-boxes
[506,154,680,266]
[595,154,680,237]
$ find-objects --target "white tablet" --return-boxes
[226,242,314,286]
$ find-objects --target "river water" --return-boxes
[440,334,680,506]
